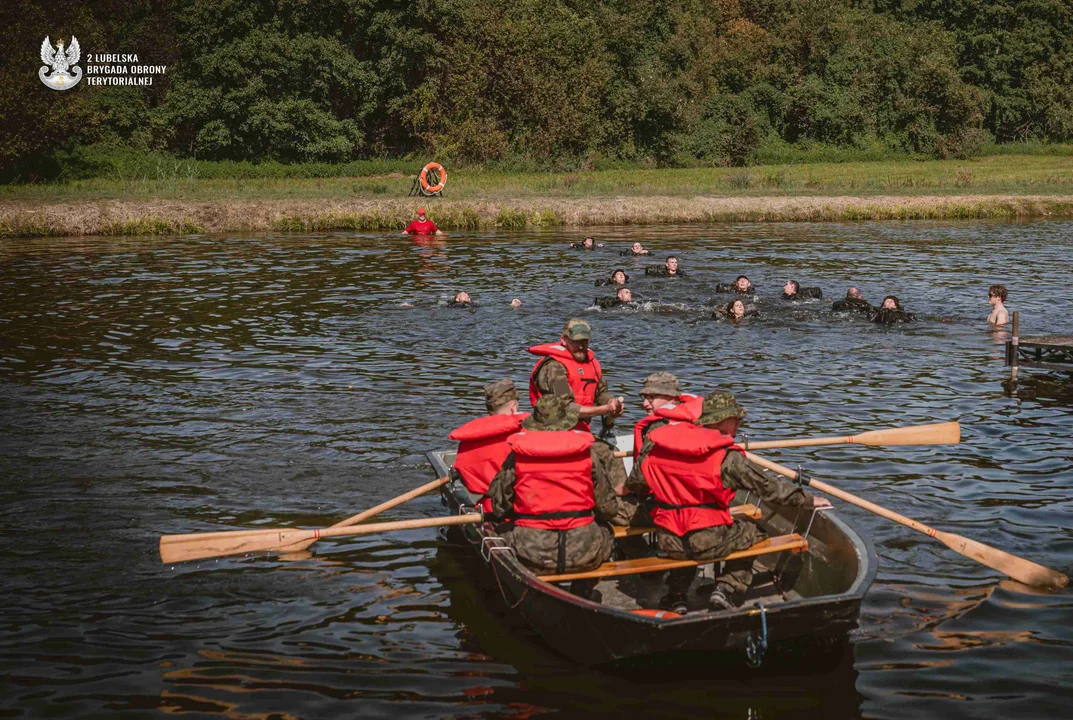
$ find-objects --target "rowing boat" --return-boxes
[426,434,877,667]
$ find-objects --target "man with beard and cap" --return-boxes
[625,390,830,614]
[831,287,873,315]
[488,395,618,598]
[448,379,529,514]
[529,317,628,499]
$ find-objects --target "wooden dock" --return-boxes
[1006,312,1073,380]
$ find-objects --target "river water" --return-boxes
[1,223,1071,719]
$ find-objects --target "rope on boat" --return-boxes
[745,604,768,668]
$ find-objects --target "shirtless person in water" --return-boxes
[988,284,1009,325]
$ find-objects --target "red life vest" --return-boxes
[641,423,741,536]
[508,430,596,531]
[634,395,701,460]
[654,394,703,422]
[527,345,603,430]
[449,413,529,512]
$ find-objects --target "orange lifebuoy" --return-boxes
[631,608,682,620]
[420,162,447,194]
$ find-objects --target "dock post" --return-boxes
[1010,311,1020,383]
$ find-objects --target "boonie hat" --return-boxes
[522,395,579,432]
[695,390,747,426]
[640,371,680,397]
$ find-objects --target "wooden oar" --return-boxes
[275,476,450,553]
[611,421,960,458]
[160,513,482,565]
[744,451,1069,590]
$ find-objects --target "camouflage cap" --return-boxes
[640,371,680,397]
[522,394,580,432]
[484,378,518,412]
[562,317,592,341]
[695,389,747,426]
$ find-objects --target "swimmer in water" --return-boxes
[451,291,473,307]
[593,287,634,309]
[510,298,522,309]
[645,256,687,277]
[783,280,823,300]
[570,236,604,250]
[870,295,914,324]
[832,287,873,314]
[595,269,630,286]
[714,275,754,295]
[988,284,1009,325]
[715,298,757,322]
[620,242,653,256]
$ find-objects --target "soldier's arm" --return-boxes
[488,453,517,518]
[535,360,575,401]
[624,440,654,496]
[590,448,619,521]
[720,451,817,508]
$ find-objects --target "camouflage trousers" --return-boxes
[657,521,765,596]
[505,522,613,574]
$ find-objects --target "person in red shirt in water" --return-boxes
[401,208,444,236]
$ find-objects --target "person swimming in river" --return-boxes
[782,280,823,300]
[831,287,873,314]
[714,275,754,295]
[594,287,634,309]
[988,284,1009,325]
[570,236,604,250]
[714,298,758,322]
[870,295,914,324]
[595,269,630,287]
[620,241,653,256]
[645,256,687,277]
[450,291,474,307]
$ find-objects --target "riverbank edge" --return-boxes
[3,194,1073,237]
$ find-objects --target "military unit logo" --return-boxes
[40,36,82,90]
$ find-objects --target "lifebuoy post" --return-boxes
[412,162,447,197]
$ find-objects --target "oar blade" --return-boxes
[936,530,1068,590]
[855,421,961,446]
[159,527,315,564]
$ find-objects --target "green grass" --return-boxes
[4,154,1073,203]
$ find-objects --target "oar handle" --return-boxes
[331,476,450,528]
[314,513,482,540]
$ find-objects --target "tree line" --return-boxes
[2,0,1071,179]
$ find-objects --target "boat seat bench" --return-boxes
[538,533,808,583]
[611,503,762,539]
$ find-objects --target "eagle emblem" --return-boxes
[40,36,82,91]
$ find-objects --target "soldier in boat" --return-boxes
[869,295,915,324]
[714,275,755,295]
[487,395,619,598]
[645,256,688,277]
[625,390,830,614]
[528,317,627,488]
[594,269,630,287]
[593,287,634,309]
[782,280,823,300]
[831,287,873,315]
[448,379,529,514]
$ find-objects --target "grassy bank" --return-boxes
[3,154,1073,237]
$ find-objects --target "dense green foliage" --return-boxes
[2,0,1072,180]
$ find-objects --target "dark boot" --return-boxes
[709,584,739,612]
[659,591,689,615]
[569,578,599,600]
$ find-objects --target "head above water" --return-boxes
[696,389,747,436]
[666,256,679,273]
[735,275,751,291]
[611,269,629,285]
[784,280,800,296]
[640,371,680,413]
[583,236,595,248]
[632,242,644,253]
[989,284,1008,303]
[484,378,519,414]
[847,287,862,299]
[881,295,901,310]
[617,287,632,302]
[522,394,579,432]
[726,299,745,319]
[453,291,471,304]
[560,317,592,362]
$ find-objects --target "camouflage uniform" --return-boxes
[870,307,915,324]
[530,319,627,489]
[783,286,823,300]
[488,396,616,575]
[832,297,873,314]
[714,283,755,295]
[625,390,819,598]
[645,266,688,277]
[593,297,629,309]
